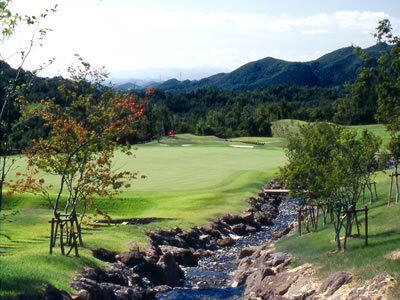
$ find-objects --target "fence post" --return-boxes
[49,218,54,254]
[365,205,368,246]
[298,208,302,236]
[389,172,393,206]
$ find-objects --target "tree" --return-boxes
[280,122,381,250]
[151,102,170,141]
[0,0,57,211]
[372,20,400,154]
[6,58,149,255]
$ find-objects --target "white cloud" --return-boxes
[302,29,330,35]
[2,0,399,78]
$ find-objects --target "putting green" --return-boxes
[1,135,289,297]
[7,142,286,194]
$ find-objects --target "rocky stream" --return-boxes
[30,178,396,299]
[156,198,299,300]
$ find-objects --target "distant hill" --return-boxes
[153,43,391,93]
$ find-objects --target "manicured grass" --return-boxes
[276,170,400,297]
[271,119,307,137]
[1,134,286,297]
[272,119,391,150]
[349,124,391,147]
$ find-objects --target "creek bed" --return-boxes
[156,198,299,300]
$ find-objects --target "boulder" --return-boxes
[245,225,258,233]
[205,240,218,250]
[238,247,257,259]
[75,268,106,283]
[133,261,164,286]
[272,225,293,240]
[194,249,213,258]
[70,278,113,300]
[260,204,278,218]
[111,284,144,300]
[176,230,201,248]
[270,252,290,267]
[257,192,268,199]
[121,248,145,267]
[254,211,273,226]
[159,245,198,266]
[347,273,396,299]
[221,214,245,225]
[97,282,143,300]
[256,264,313,299]
[199,234,210,243]
[74,289,90,300]
[217,237,235,247]
[140,245,162,261]
[92,248,119,263]
[318,271,352,296]
[231,223,247,235]
[241,211,254,223]
[157,253,184,286]
[200,225,223,240]
[286,278,316,299]
[103,264,143,288]
[38,283,72,300]
[212,220,234,235]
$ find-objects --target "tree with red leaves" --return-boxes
[6,57,151,255]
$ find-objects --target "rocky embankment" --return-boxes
[29,177,396,300]
[234,243,396,299]
[33,179,289,299]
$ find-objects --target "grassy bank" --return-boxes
[273,119,391,149]
[276,170,400,297]
[0,134,285,298]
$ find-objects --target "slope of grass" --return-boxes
[272,119,391,150]
[0,135,285,298]
[349,124,391,147]
[276,170,400,296]
[271,119,307,137]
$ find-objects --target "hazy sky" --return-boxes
[1,0,400,81]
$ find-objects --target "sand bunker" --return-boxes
[231,145,254,148]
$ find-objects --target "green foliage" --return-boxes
[195,120,214,136]
[339,19,400,159]
[280,122,381,249]
[373,23,400,157]
[1,1,57,212]
[276,171,400,297]
[280,122,338,200]
[6,59,148,239]
[281,122,381,202]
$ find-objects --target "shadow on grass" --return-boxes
[368,229,400,239]
[95,217,175,225]
[346,232,400,251]
[1,276,47,299]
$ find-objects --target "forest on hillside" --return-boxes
[1,51,382,151]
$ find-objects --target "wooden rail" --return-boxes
[263,189,290,194]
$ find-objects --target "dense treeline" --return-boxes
[2,58,382,150]
[131,84,346,141]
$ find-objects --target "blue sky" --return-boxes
[2,0,399,81]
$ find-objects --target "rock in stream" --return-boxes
[156,198,299,300]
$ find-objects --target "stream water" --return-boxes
[156,198,299,300]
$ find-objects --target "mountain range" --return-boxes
[117,43,390,94]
